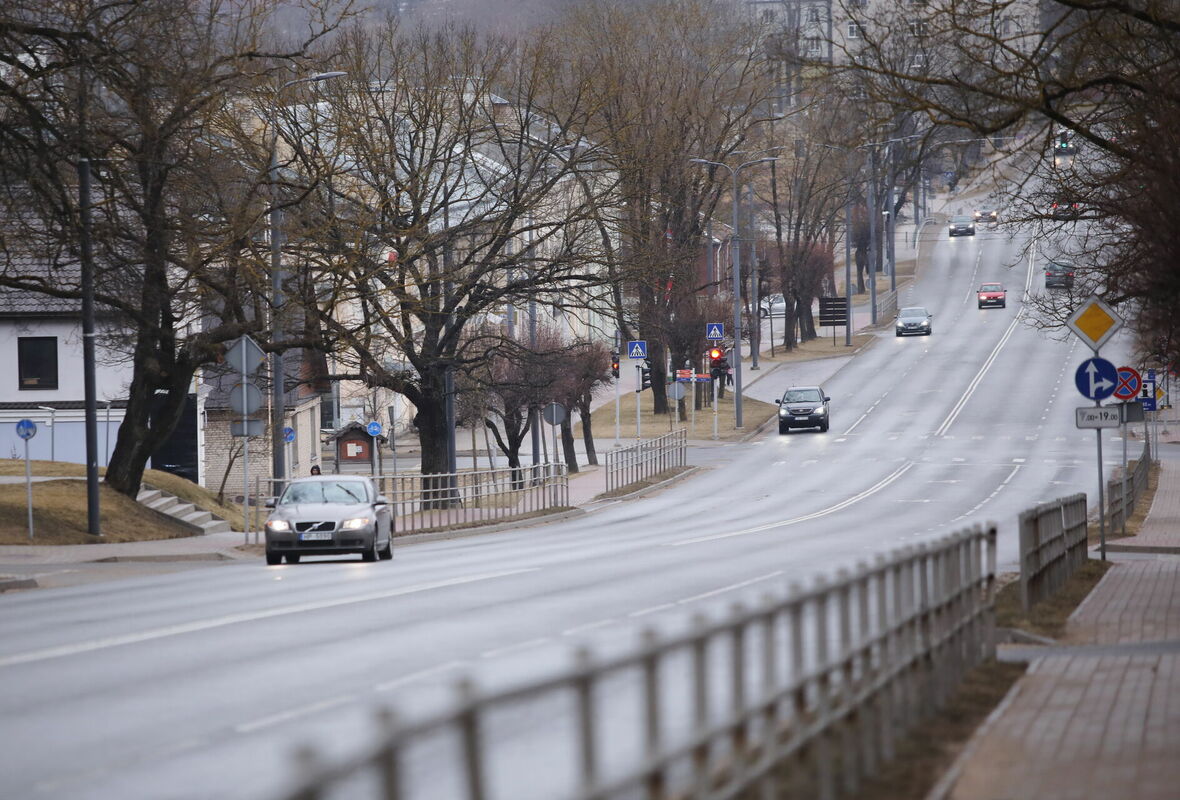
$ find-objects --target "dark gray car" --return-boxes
[264,476,393,564]
[778,386,831,433]
[896,306,933,336]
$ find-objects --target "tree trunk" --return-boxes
[559,417,578,474]
[104,357,193,498]
[413,367,452,507]
[577,392,598,466]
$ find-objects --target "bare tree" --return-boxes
[288,19,613,482]
[0,0,349,496]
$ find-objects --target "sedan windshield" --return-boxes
[783,389,823,403]
[280,481,369,504]
[980,284,1003,292]
[952,216,972,223]
[900,307,928,317]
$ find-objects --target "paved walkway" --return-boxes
[941,442,1180,799]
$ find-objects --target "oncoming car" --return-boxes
[973,209,998,224]
[264,476,393,565]
[977,283,1006,308]
[896,306,933,336]
[778,386,831,433]
[948,215,976,237]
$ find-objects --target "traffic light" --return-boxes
[1056,134,1070,150]
[639,366,652,392]
[611,352,620,378]
[708,347,724,364]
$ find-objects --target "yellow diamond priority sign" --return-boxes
[1066,295,1123,352]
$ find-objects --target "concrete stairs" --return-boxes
[136,486,233,535]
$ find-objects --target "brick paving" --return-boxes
[943,445,1180,799]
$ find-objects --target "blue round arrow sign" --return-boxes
[1075,357,1118,400]
[366,421,383,437]
[282,426,296,443]
[16,419,37,440]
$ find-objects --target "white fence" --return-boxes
[604,428,688,493]
[272,525,997,800]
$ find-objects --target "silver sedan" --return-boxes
[264,476,393,564]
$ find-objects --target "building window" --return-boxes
[909,21,929,37]
[847,22,864,39]
[804,36,824,55]
[807,8,822,23]
[761,8,775,23]
[18,336,58,390]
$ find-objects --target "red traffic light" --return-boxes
[708,347,723,361]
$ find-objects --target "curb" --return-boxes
[924,678,1026,800]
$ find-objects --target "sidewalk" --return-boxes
[938,442,1180,799]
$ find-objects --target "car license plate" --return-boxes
[795,415,810,420]
[299,532,332,541]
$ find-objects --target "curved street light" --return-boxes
[689,156,778,429]
[269,71,346,483]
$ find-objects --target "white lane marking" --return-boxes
[235,695,355,734]
[630,603,676,618]
[562,619,617,637]
[843,412,870,434]
[675,571,783,605]
[934,313,1022,437]
[672,462,914,546]
[0,568,538,669]
[480,637,551,659]
[375,660,466,692]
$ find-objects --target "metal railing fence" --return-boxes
[274,525,997,800]
[255,463,568,537]
[604,428,688,493]
[877,289,898,322]
[1107,442,1151,534]
[1018,493,1088,612]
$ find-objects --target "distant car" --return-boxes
[760,293,787,317]
[264,475,393,565]
[896,306,933,336]
[1045,261,1075,289]
[977,283,1007,308]
[973,209,998,224]
[1048,200,1082,220]
[778,386,830,433]
[948,215,976,237]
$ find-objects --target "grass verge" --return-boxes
[593,466,693,500]
[578,388,778,443]
[995,559,1113,640]
[845,661,1027,800]
[0,480,194,544]
[0,460,244,538]
[755,332,875,364]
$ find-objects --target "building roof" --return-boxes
[0,255,84,317]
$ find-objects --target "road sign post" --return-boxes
[16,420,36,540]
[634,365,642,441]
[1074,353,1121,560]
[367,421,382,477]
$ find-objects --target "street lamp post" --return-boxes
[690,156,778,429]
[268,71,346,484]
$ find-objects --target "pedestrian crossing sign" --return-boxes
[627,340,648,359]
[706,323,724,340]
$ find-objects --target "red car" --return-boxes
[978,283,1006,308]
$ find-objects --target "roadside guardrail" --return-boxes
[1018,493,1088,611]
[273,524,997,800]
[604,428,687,493]
[1107,442,1151,535]
[255,463,568,536]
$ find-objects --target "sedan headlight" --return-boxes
[920,320,930,327]
[815,405,827,415]
[266,519,291,532]
[779,408,789,417]
[341,517,372,530]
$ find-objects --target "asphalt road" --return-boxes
[0,225,1134,800]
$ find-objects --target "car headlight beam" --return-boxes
[266,519,291,532]
[341,517,372,530]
